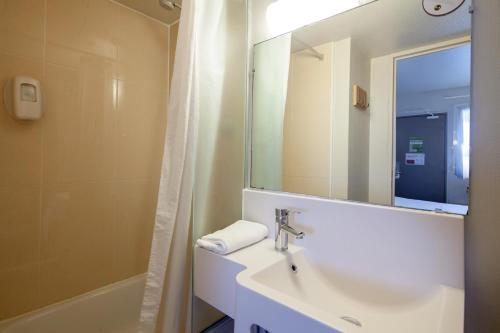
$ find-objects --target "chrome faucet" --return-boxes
[275,208,305,251]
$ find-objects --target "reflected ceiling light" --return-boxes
[266,0,365,36]
[422,0,465,16]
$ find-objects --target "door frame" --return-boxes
[390,36,471,204]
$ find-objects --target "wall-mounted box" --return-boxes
[352,84,368,110]
[3,75,43,120]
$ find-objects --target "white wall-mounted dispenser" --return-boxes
[3,75,43,120]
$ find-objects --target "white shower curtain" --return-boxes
[138,1,198,332]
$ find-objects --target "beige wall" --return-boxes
[348,41,370,202]
[281,38,351,200]
[331,38,351,200]
[368,53,394,206]
[330,37,371,202]
[282,38,370,201]
[282,42,333,198]
[0,0,173,320]
[465,0,500,331]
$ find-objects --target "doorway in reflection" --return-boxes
[394,43,471,214]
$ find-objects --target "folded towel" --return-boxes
[196,220,268,255]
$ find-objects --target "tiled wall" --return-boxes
[0,0,175,319]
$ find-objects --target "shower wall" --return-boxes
[0,0,175,320]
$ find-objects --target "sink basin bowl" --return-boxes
[236,248,464,333]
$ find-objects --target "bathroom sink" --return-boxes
[194,238,463,333]
[235,247,464,333]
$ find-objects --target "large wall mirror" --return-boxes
[250,0,471,215]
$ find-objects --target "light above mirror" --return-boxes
[265,0,375,36]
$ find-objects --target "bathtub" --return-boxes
[0,274,146,333]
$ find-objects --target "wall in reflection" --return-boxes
[254,37,371,202]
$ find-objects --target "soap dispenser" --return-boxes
[3,75,43,120]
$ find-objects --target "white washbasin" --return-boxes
[243,249,464,333]
[195,239,464,333]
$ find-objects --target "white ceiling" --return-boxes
[114,0,181,24]
[288,0,471,58]
[395,44,471,117]
[396,43,471,95]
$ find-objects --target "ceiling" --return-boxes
[114,0,181,24]
[395,44,471,118]
[397,43,471,95]
[288,0,471,58]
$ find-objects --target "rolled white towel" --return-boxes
[196,220,268,255]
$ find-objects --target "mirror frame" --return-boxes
[388,37,471,211]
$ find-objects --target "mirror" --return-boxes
[250,0,471,215]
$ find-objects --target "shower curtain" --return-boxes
[138,0,198,332]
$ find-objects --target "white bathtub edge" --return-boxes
[0,273,146,332]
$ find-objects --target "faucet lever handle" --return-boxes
[275,208,303,219]
[275,208,289,217]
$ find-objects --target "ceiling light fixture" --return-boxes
[422,0,465,16]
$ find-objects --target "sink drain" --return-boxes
[340,316,362,327]
[290,264,298,273]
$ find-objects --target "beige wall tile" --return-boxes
[43,58,117,184]
[46,0,118,60]
[43,50,120,183]
[112,180,157,280]
[0,0,44,60]
[41,183,115,260]
[114,3,169,83]
[0,186,40,271]
[0,263,40,320]
[40,182,115,304]
[114,79,167,181]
